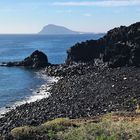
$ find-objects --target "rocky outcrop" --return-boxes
[66,22,140,67]
[20,50,50,69]
[66,40,104,64]
[103,22,140,67]
[2,50,50,69]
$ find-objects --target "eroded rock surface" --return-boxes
[1,50,50,69]
[67,22,140,67]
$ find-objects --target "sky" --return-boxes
[0,0,140,34]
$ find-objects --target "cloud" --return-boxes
[56,10,72,14]
[83,13,92,17]
[53,0,140,7]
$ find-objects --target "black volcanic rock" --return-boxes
[66,40,104,64]
[2,50,50,69]
[103,22,140,67]
[1,65,140,135]
[66,22,140,67]
[20,50,50,69]
[103,42,131,67]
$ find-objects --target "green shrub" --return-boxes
[60,119,140,140]
[10,115,140,140]
[11,126,35,139]
[10,118,77,140]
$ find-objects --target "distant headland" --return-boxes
[38,24,94,35]
[38,24,81,35]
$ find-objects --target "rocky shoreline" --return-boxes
[0,64,140,136]
[0,75,59,119]
[0,21,140,138]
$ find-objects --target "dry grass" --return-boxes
[11,126,35,139]
[60,113,140,140]
[41,118,78,128]
[10,118,79,139]
[8,112,140,140]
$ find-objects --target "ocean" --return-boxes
[0,34,103,114]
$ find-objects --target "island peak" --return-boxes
[38,24,80,35]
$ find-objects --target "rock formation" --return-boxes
[66,22,140,67]
[2,50,50,69]
[66,40,104,64]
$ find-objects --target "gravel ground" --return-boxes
[0,64,140,135]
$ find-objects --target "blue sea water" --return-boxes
[0,34,103,112]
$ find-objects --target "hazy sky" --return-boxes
[0,0,140,33]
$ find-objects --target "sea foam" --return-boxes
[0,73,59,118]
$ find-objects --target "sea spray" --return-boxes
[0,72,59,118]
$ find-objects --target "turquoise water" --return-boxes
[0,34,103,109]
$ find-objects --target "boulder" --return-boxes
[1,50,50,69]
[20,50,50,69]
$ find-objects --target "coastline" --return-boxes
[0,22,140,138]
[0,64,140,135]
[0,72,59,118]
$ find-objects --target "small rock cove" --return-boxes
[0,22,140,137]
[0,34,101,116]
